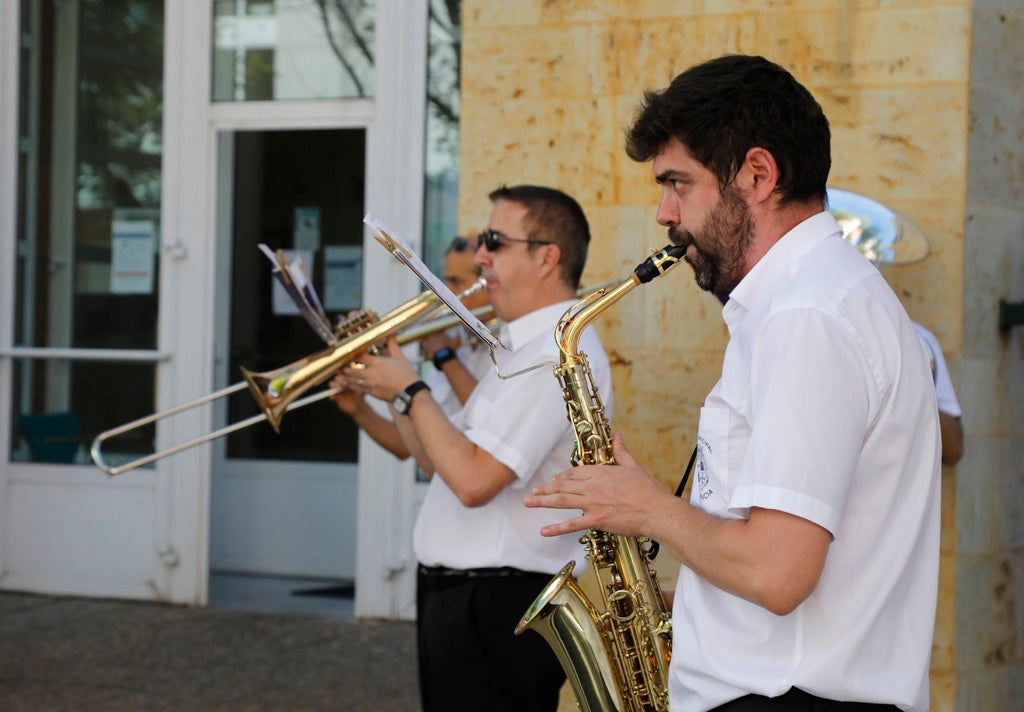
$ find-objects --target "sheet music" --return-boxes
[258,243,335,344]
[364,213,505,352]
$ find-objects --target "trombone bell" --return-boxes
[240,346,349,434]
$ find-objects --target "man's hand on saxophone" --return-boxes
[527,431,833,618]
[525,432,672,540]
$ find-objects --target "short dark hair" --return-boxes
[488,184,590,288]
[625,54,831,204]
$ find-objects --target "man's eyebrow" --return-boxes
[654,169,685,184]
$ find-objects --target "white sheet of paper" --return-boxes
[364,213,504,351]
[258,244,334,342]
[268,249,314,316]
[110,220,156,294]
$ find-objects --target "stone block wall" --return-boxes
[459,1,1021,709]
[957,1,1024,709]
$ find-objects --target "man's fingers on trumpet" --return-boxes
[330,372,362,394]
[342,362,368,391]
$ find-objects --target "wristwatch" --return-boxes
[392,380,431,415]
[432,346,457,370]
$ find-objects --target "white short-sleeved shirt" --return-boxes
[424,340,494,417]
[414,299,613,575]
[912,321,962,418]
[672,212,941,712]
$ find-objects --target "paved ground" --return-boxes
[0,590,419,711]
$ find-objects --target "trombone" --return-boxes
[90,280,488,476]
[90,277,616,477]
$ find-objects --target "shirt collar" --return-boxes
[501,299,578,351]
[723,211,842,326]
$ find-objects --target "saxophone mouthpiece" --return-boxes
[635,244,688,284]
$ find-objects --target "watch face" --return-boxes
[392,391,411,414]
[393,381,428,415]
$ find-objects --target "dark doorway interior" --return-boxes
[225,128,366,463]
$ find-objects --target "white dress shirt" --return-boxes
[414,299,613,575]
[912,321,962,418]
[671,212,941,712]
[425,339,494,417]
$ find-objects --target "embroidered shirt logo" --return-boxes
[696,434,714,502]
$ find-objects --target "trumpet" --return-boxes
[90,279,487,476]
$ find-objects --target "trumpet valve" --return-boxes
[333,309,378,341]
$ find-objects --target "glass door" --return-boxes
[208,128,366,613]
[1,0,174,601]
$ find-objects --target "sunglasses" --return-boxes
[449,236,473,253]
[478,229,553,252]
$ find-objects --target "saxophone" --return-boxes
[515,244,687,712]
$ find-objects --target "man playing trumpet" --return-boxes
[328,234,492,460]
[342,185,611,712]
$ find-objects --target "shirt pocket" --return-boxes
[692,405,731,515]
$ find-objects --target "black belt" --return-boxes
[712,688,900,711]
[418,564,548,580]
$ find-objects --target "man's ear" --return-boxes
[535,242,562,280]
[739,147,779,203]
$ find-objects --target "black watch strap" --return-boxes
[393,380,431,415]
[432,346,457,370]
[405,380,431,400]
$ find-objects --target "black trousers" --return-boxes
[712,687,901,711]
[416,565,565,712]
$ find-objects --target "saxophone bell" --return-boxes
[515,561,625,712]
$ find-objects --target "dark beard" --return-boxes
[669,185,754,301]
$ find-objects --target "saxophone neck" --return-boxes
[556,277,637,358]
[556,244,688,358]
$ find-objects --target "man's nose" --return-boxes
[655,187,679,227]
[473,244,490,268]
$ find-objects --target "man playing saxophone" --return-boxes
[342,185,612,711]
[526,55,941,712]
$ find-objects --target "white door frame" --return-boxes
[0,1,22,561]
[163,0,430,617]
[0,0,185,603]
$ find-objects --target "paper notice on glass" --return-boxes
[111,220,156,294]
[323,245,362,312]
[364,213,504,352]
[293,206,321,251]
